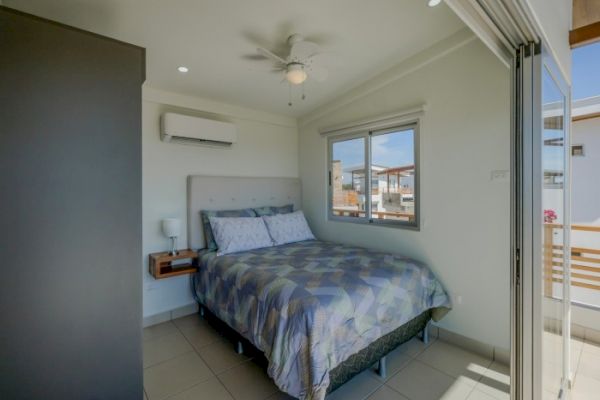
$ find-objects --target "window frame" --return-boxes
[327,121,420,230]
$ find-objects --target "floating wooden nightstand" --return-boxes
[149,249,198,279]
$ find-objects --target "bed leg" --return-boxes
[421,321,430,345]
[235,340,244,355]
[376,356,387,379]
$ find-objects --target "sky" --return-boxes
[572,41,600,100]
[332,129,414,169]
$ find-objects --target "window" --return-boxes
[571,144,584,157]
[328,123,419,228]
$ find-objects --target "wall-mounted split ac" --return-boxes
[160,112,237,147]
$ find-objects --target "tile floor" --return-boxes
[143,313,511,400]
[542,332,600,400]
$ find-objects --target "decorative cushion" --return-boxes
[208,216,274,256]
[253,204,294,217]
[200,208,257,250]
[262,210,315,246]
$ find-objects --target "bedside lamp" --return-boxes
[162,218,181,256]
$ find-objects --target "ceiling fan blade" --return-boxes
[257,47,287,65]
[290,41,320,61]
[309,65,329,82]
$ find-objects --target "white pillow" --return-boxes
[262,210,315,246]
[208,217,274,256]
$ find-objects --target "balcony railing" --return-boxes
[332,208,416,223]
[544,224,600,299]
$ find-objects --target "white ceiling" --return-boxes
[5,0,465,117]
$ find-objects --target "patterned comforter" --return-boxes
[193,240,451,400]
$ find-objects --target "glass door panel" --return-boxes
[540,60,570,400]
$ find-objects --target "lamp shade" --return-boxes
[161,218,181,238]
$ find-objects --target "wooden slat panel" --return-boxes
[570,21,600,48]
[572,247,600,256]
[573,0,600,29]
[571,254,600,263]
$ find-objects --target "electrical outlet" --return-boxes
[453,293,463,305]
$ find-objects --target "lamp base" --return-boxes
[169,236,179,256]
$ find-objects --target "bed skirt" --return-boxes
[327,309,431,393]
[195,301,431,397]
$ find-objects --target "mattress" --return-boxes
[193,240,451,400]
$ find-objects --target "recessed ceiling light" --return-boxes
[428,0,442,6]
[177,66,189,73]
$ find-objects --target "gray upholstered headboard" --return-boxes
[187,175,302,250]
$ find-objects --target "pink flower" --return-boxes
[544,209,557,224]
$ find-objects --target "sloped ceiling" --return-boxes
[4,0,465,117]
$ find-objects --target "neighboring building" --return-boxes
[572,96,600,225]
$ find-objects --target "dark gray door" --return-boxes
[0,7,145,399]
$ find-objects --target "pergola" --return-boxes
[377,165,415,193]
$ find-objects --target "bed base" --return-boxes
[197,303,431,394]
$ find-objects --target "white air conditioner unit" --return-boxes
[160,113,237,147]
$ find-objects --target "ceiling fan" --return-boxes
[252,33,333,105]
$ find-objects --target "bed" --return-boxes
[187,176,451,400]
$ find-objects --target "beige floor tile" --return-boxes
[144,321,177,341]
[541,389,557,400]
[167,377,234,400]
[143,331,193,368]
[541,362,562,395]
[474,362,510,400]
[396,337,435,358]
[370,347,412,383]
[198,338,251,374]
[144,321,179,342]
[543,338,582,374]
[218,361,279,400]
[176,318,224,350]
[387,360,473,400]
[416,341,492,386]
[144,352,213,400]
[367,385,409,400]
[571,374,600,400]
[326,370,382,400]
[577,351,600,381]
[465,389,497,400]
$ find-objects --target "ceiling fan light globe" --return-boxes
[286,65,307,85]
[428,0,442,6]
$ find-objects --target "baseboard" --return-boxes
[544,316,600,345]
[435,326,510,365]
[143,302,199,327]
[142,304,511,364]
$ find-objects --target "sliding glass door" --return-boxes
[539,57,571,400]
[516,43,571,400]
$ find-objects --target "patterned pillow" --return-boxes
[208,217,274,256]
[262,210,315,246]
[253,204,294,217]
[200,208,257,250]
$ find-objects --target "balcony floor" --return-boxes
[543,331,600,399]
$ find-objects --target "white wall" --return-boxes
[572,117,600,224]
[524,0,572,80]
[298,31,511,349]
[142,87,298,319]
